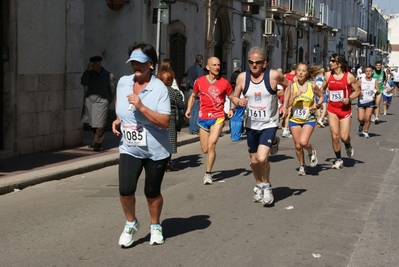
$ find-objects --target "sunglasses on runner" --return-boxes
[248,59,264,65]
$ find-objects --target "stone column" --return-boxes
[64,0,85,147]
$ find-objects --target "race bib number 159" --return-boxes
[292,107,309,120]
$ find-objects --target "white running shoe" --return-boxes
[332,159,344,170]
[346,146,354,158]
[269,137,280,156]
[371,114,375,123]
[203,173,213,185]
[262,185,274,206]
[317,120,325,128]
[298,166,306,176]
[363,132,370,139]
[309,149,318,167]
[253,185,263,203]
[282,130,292,138]
[149,225,164,245]
[374,117,380,124]
[118,220,140,247]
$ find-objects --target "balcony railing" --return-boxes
[269,0,290,10]
[347,26,367,43]
[268,0,305,16]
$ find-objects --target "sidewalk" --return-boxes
[0,125,230,195]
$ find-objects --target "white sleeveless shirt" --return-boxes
[359,76,376,104]
[244,79,279,130]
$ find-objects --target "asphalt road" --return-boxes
[1,103,399,267]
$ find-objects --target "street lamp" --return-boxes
[155,0,174,73]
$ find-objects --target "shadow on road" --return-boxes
[325,157,365,168]
[162,215,211,239]
[269,154,295,163]
[269,186,307,206]
[212,168,252,181]
[172,154,202,170]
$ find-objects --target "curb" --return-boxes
[0,154,119,196]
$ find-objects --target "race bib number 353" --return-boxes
[121,124,147,146]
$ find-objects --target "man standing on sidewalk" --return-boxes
[187,54,205,135]
[81,56,116,151]
[185,56,245,185]
[232,46,291,206]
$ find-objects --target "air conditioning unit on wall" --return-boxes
[243,17,255,33]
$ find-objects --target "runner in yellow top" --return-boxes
[285,63,324,175]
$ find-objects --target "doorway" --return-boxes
[169,32,186,84]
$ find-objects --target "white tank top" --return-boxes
[359,76,376,104]
[244,79,279,130]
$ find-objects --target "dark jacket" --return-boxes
[187,63,205,89]
[81,68,115,102]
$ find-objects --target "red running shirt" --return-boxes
[193,76,233,119]
[327,71,351,108]
[285,73,296,83]
[280,73,296,103]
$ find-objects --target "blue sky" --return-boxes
[374,0,399,14]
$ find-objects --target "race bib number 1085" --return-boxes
[121,124,147,146]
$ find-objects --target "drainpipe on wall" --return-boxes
[284,26,291,72]
[155,0,162,74]
[206,0,211,42]
[307,26,311,64]
[296,29,299,63]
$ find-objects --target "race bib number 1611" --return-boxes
[248,107,269,122]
